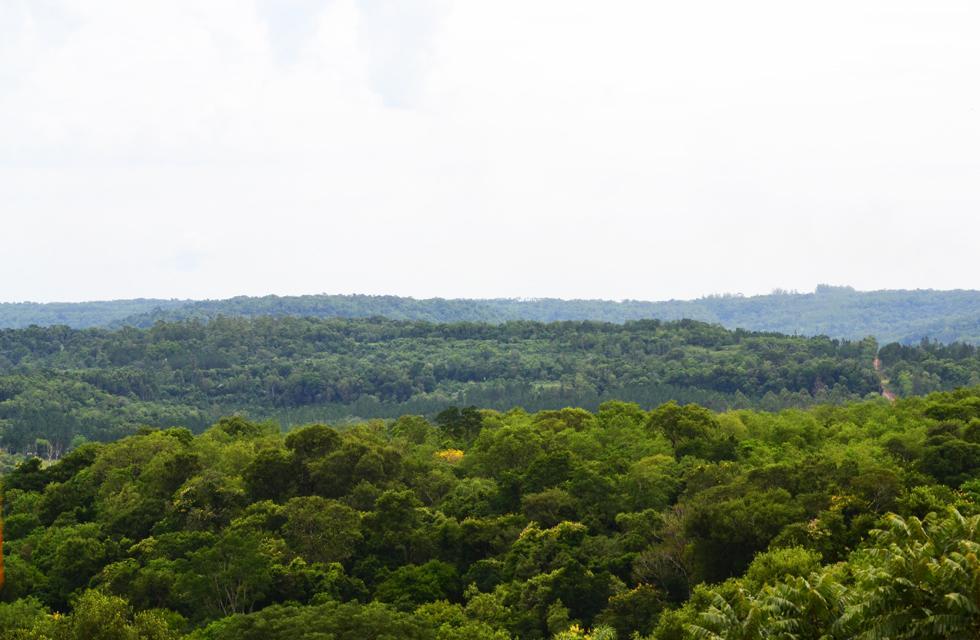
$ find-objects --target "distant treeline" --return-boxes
[1,285,978,343]
[1,316,979,455]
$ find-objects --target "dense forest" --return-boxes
[2,317,979,456]
[2,388,979,638]
[2,286,979,344]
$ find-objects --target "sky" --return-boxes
[1,0,978,303]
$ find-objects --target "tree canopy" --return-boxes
[2,316,978,454]
[2,388,979,638]
[2,287,978,344]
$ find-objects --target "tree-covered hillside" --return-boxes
[1,317,979,456]
[2,389,979,638]
[0,299,186,330]
[2,286,979,344]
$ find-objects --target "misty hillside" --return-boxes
[2,286,978,344]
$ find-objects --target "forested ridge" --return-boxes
[2,317,979,456]
[2,286,979,344]
[2,389,980,638]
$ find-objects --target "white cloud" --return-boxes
[1,0,978,302]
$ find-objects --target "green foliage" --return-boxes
[743,547,822,588]
[177,530,276,618]
[684,508,980,640]
[375,560,460,611]
[59,589,182,640]
[838,509,980,639]
[2,389,979,638]
[187,600,432,640]
[8,314,976,452]
[2,288,979,345]
[280,496,361,564]
[0,597,55,636]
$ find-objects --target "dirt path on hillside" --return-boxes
[873,356,897,401]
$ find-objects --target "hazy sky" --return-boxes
[2,1,978,302]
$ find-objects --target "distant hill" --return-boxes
[0,298,186,329]
[1,285,978,344]
[1,314,978,454]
